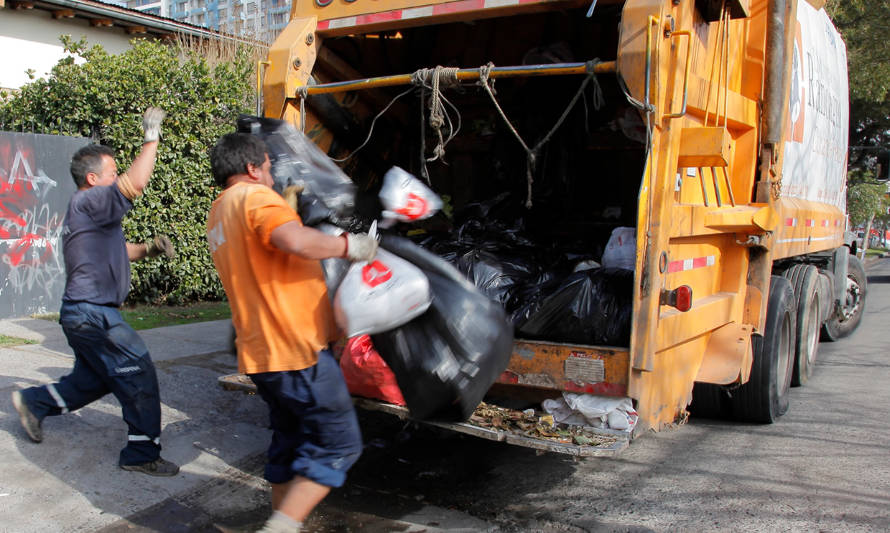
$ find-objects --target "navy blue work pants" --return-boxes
[20,301,162,465]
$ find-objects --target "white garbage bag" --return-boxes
[542,393,638,432]
[601,226,636,270]
[379,166,443,226]
[333,248,432,337]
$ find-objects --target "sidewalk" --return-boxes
[0,318,490,533]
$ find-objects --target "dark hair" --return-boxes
[70,144,115,188]
[210,133,269,187]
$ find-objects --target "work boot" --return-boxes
[119,457,180,477]
[11,390,43,443]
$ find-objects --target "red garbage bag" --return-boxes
[340,335,406,406]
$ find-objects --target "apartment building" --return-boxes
[127,0,289,42]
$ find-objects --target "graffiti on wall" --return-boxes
[0,132,88,318]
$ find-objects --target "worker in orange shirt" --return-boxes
[206,132,376,532]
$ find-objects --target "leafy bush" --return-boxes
[0,36,260,304]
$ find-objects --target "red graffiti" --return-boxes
[0,137,61,268]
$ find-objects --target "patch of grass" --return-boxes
[865,247,888,257]
[32,302,231,330]
[0,334,37,347]
[122,301,232,330]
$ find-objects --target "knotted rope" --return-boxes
[478,60,604,208]
[411,66,462,182]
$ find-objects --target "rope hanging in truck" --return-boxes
[293,60,613,205]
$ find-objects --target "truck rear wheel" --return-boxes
[730,276,795,423]
[821,255,867,341]
[783,264,821,386]
[689,382,729,419]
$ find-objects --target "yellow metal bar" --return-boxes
[299,61,617,96]
[256,60,270,116]
[644,15,660,112]
[664,30,692,120]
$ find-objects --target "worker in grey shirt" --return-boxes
[11,108,179,476]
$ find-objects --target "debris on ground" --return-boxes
[468,401,619,448]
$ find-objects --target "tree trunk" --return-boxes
[860,215,874,260]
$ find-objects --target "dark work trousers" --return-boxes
[20,301,162,465]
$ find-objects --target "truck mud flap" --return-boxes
[219,373,629,457]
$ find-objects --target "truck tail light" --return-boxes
[661,285,693,312]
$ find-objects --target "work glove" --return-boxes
[142,107,166,143]
[283,184,304,213]
[344,232,378,263]
[145,235,175,259]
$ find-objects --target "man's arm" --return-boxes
[269,221,347,260]
[126,242,149,262]
[126,236,174,262]
[270,222,378,262]
[117,108,165,200]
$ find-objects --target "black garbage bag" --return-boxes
[515,267,634,346]
[456,249,538,311]
[371,235,514,422]
[237,115,356,226]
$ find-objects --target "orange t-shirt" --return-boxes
[206,182,337,374]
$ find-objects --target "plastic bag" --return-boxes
[456,249,538,310]
[316,223,350,298]
[371,235,514,422]
[600,226,636,270]
[237,115,356,225]
[542,393,638,432]
[334,248,432,337]
[340,335,406,405]
[378,166,443,227]
[515,267,633,346]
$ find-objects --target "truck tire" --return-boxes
[782,264,821,387]
[689,382,729,419]
[730,276,795,423]
[821,255,867,341]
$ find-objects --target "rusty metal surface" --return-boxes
[500,340,630,397]
[353,398,630,457]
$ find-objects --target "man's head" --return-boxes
[210,133,272,188]
[70,145,117,189]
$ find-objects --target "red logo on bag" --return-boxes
[362,260,392,287]
[395,193,428,220]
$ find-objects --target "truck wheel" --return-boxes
[689,382,729,419]
[821,255,867,341]
[730,276,795,423]
[783,264,821,387]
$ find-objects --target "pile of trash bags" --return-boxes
[416,196,636,347]
[238,115,636,424]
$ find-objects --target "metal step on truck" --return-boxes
[220,0,866,457]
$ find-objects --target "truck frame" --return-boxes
[249,0,865,447]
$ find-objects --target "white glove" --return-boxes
[344,232,378,263]
[142,107,166,143]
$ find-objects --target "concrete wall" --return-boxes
[0,9,133,90]
[0,132,88,318]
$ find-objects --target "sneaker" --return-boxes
[119,457,180,477]
[11,390,42,443]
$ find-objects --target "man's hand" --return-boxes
[145,235,175,258]
[142,107,166,143]
[344,232,378,263]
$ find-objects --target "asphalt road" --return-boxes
[99,257,890,533]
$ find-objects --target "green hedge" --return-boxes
[0,36,258,304]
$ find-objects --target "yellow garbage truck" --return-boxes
[254,0,864,451]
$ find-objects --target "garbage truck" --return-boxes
[236,0,864,455]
